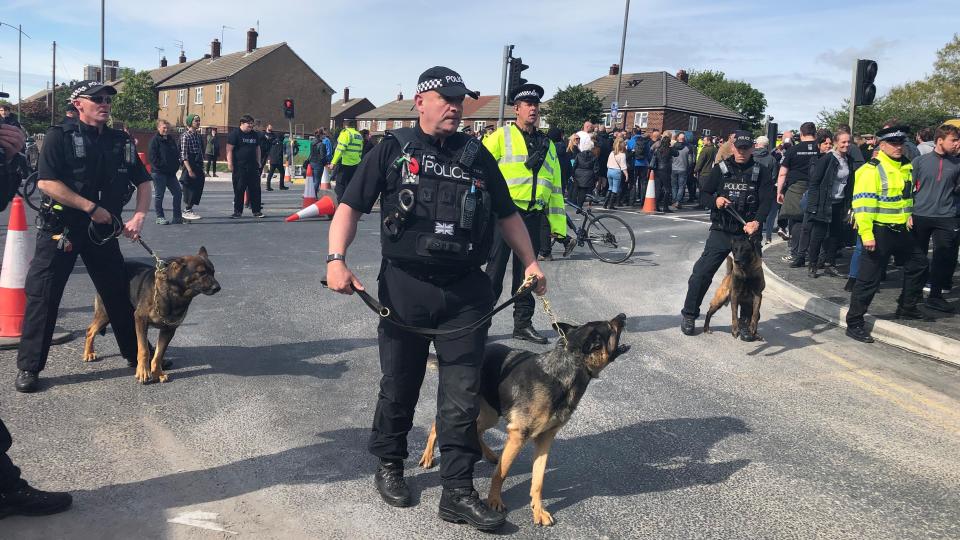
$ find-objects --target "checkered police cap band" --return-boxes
[417,79,444,93]
[514,90,539,100]
[878,130,908,141]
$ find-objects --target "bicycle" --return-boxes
[553,195,636,263]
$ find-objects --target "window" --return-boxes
[688,115,698,131]
[409,121,416,128]
[702,128,712,136]
[194,87,203,104]
[393,120,403,129]
[602,114,612,128]
[634,111,648,128]
[215,84,223,103]
[330,119,335,130]
[177,89,186,106]
[473,120,486,132]
[358,120,371,130]
[161,91,168,108]
[377,120,386,132]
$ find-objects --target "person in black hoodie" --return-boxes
[147,119,183,225]
[652,132,679,212]
[571,137,600,208]
[804,131,856,278]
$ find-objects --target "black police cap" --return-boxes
[733,130,754,149]
[510,83,544,104]
[68,80,117,101]
[416,66,479,99]
[876,125,910,143]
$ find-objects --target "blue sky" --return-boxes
[1,0,957,130]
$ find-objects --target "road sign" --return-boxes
[611,101,619,118]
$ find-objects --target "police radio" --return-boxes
[71,132,86,159]
[460,186,478,230]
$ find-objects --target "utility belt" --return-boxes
[385,259,475,286]
[875,222,908,233]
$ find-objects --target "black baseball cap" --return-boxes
[416,66,479,99]
[510,83,544,104]
[69,80,117,101]
[733,130,754,149]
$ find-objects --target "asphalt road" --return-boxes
[1,184,959,539]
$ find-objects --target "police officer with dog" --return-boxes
[13,81,153,393]
[680,130,775,339]
[326,66,546,532]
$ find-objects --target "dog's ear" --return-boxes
[564,323,605,355]
[198,246,209,259]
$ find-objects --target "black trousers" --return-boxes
[569,185,591,209]
[180,169,205,209]
[17,231,137,373]
[204,154,217,176]
[847,225,927,327]
[485,209,543,329]
[265,163,285,189]
[682,229,757,319]
[369,263,493,489]
[0,417,23,492]
[912,215,959,293]
[539,216,553,256]
[805,202,847,267]
[789,214,810,259]
[655,169,671,209]
[686,172,698,203]
[333,164,358,201]
[632,165,649,204]
[232,166,262,213]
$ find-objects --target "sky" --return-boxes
[1,0,958,131]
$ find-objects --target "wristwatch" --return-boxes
[326,253,346,264]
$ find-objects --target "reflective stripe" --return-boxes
[548,207,565,215]
[542,159,555,176]
[877,163,889,195]
[503,126,514,161]
[853,206,908,215]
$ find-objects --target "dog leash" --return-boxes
[322,275,540,340]
[724,206,748,226]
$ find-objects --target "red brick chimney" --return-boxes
[609,64,620,76]
[343,87,350,102]
[246,28,258,53]
[211,39,221,59]
[676,69,689,83]
[160,56,167,68]
[178,51,186,64]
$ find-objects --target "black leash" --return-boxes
[88,213,167,269]
[724,206,748,226]
[322,275,539,340]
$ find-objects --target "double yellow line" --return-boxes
[816,347,960,435]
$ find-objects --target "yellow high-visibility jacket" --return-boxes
[482,124,566,236]
[332,127,363,166]
[851,150,913,242]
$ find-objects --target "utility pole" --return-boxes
[613,0,630,129]
[497,45,512,127]
[848,59,857,135]
[100,0,105,82]
[51,41,56,127]
[0,22,30,117]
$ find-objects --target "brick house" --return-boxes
[330,87,376,132]
[581,66,744,138]
[356,93,418,136]
[155,29,334,134]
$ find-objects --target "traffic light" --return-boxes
[507,57,529,100]
[283,98,295,119]
[853,59,878,106]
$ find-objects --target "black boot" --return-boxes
[0,482,72,518]
[808,264,818,278]
[603,193,611,209]
[846,325,874,343]
[680,317,696,336]
[14,370,39,393]
[895,305,925,320]
[374,460,411,507]
[608,193,617,210]
[438,487,506,531]
[789,257,806,269]
[513,325,548,344]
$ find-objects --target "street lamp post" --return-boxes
[0,21,31,117]
[613,0,630,128]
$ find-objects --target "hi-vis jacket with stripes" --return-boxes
[482,123,566,237]
[851,150,914,242]
[332,127,364,166]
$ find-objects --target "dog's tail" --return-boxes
[725,256,733,274]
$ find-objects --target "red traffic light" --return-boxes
[283,98,295,119]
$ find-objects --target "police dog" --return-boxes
[419,314,629,526]
[703,235,765,341]
[82,247,221,383]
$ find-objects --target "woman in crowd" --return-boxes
[652,131,678,212]
[564,133,580,198]
[805,130,855,278]
[571,136,600,208]
[604,136,629,209]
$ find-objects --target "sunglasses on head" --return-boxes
[80,95,112,104]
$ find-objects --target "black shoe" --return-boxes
[279,186,290,190]
[438,487,506,532]
[231,212,242,219]
[844,277,856,292]
[374,460,411,508]
[821,265,841,278]
[789,257,806,268]
[925,297,955,313]
[0,482,72,518]
[680,317,695,336]
[253,212,265,219]
[266,187,274,191]
[513,326,548,344]
[895,306,925,320]
[14,370,39,393]
[663,207,675,213]
[846,325,874,343]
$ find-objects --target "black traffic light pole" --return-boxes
[848,60,858,133]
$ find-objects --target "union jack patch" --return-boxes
[434,222,455,235]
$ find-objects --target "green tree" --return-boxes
[542,84,603,137]
[111,68,157,129]
[687,70,768,132]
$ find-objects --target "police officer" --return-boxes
[845,125,928,343]
[329,118,364,201]
[680,130,775,339]
[484,82,567,344]
[13,81,153,393]
[327,66,546,531]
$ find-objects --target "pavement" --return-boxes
[0,191,959,539]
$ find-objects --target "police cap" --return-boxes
[416,66,479,100]
[510,83,545,104]
[69,80,117,101]
[733,130,754,149]
[876,125,910,143]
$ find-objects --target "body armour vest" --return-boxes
[380,128,494,268]
[51,122,137,213]
[712,158,761,231]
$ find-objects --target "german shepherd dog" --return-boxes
[83,247,221,384]
[703,235,765,341]
[419,314,629,526]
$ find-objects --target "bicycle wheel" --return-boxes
[585,214,635,263]
[20,171,40,211]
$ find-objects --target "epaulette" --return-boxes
[866,158,880,167]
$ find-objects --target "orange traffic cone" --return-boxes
[305,163,313,180]
[0,197,31,338]
[319,167,332,191]
[642,170,657,214]
[285,196,335,222]
[302,172,318,208]
[284,161,292,185]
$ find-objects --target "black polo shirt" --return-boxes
[780,140,818,188]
